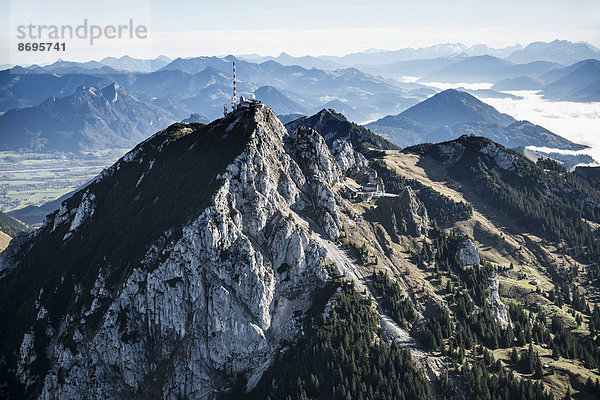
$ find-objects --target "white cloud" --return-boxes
[481,91,600,163]
[423,82,494,91]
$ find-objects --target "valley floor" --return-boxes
[0,149,128,212]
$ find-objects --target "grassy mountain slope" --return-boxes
[0,212,31,238]
[355,137,600,399]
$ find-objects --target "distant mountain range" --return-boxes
[237,41,600,103]
[97,55,172,72]
[0,68,116,111]
[1,56,422,122]
[28,56,172,73]
[0,78,587,158]
[241,43,523,66]
[315,99,367,122]
[159,56,233,75]
[356,56,462,79]
[491,76,543,91]
[0,40,597,156]
[278,113,306,124]
[0,83,175,152]
[366,89,585,150]
[236,52,344,71]
[244,45,600,103]
[0,41,596,124]
[414,56,600,102]
[419,56,562,83]
[540,59,600,101]
[239,40,599,69]
[506,40,600,65]
[181,113,209,123]
[395,89,516,128]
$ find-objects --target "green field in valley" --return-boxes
[0,150,128,212]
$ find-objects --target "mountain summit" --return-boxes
[366,89,584,151]
[399,89,516,128]
[0,103,396,398]
[285,108,398,151]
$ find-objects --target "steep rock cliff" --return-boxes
[0,105,353,399]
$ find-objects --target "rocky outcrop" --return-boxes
[287,126,344,240]
[434,142,466,167]
[426,135,529,178]
[487,272,510,327]
[63,190,96,240]
[331,138,368,173]
[373,186,430,241]
[479,142,521,174]
[397,186,430,237]
[456,239,480,265]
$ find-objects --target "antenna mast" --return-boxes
[232,61,237,109]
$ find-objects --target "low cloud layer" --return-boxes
[482,91,600,163]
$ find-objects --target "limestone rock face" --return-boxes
[288,126,342,184]
[287,126,345,240]
[456,239,480,265]
[397,186,430,237]
[487,272,510,327]
[1,105,352,400]
[331,138,368,173]
[480,142,520,172]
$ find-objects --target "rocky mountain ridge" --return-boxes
[2,103,598,399]
[0,104,437,399]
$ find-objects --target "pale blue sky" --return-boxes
[2,0,599,64]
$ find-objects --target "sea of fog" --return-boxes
[420,81,600,165]
[479,91,600,165]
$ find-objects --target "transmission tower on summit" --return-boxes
[232,61,237,110]
[224,61,238,116]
